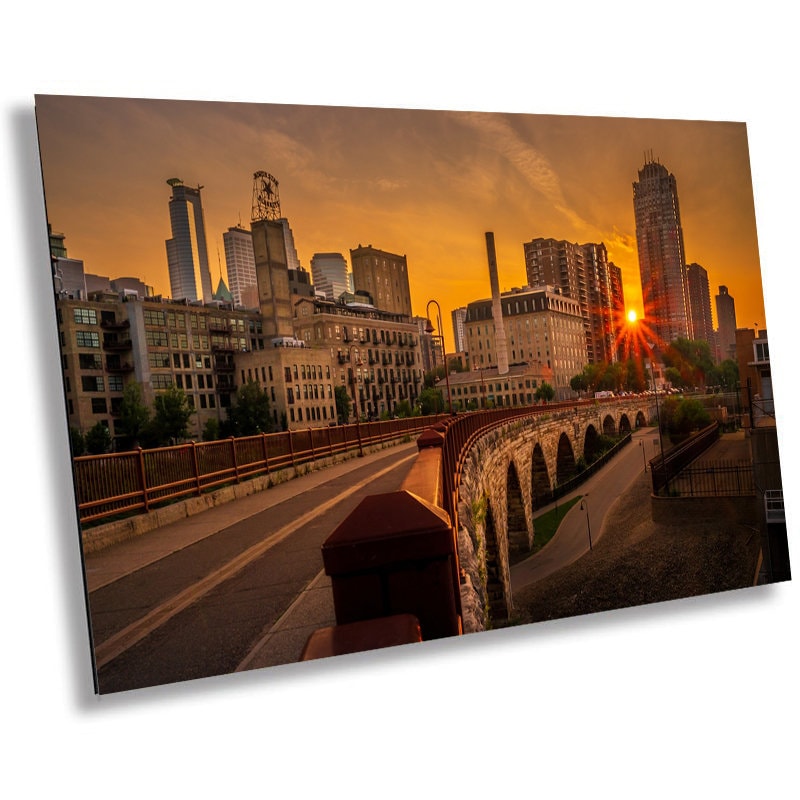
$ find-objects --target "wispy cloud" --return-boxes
[453,111,590,230]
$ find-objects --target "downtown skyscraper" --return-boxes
[165,179,214,303]
[632,157,691,347]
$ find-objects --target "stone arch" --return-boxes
[530,442,551,511]
[555,432,576,484]
[483,501,509,623]
[602,414,616,436]
[506,460,530,555]
[583,424,600,462]
[619,414,632,434]
[635,410,647,428]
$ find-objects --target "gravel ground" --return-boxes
[511,464,763,625]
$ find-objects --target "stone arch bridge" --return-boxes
[316,398,655,657]
[452,400,652,629]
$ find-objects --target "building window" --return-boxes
[76,331,100,348]
[81,375,105,392]
[73,308,97,325]
[91,398,107,414]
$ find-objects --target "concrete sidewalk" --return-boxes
[83,440,419,594]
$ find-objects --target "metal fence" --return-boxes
[74,415,447,525]
[664,459,755,497]
[649,422,720,495]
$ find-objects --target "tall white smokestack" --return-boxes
[485,231,509,376]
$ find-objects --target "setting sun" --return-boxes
[627,309,638,323]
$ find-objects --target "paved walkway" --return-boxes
[510,428,752,592]
[84,441,419,677]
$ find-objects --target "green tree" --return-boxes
[202,417,220,442]
[334,384,351,424]
[117,381,151,448]
[663,338,715,388]
[152,385,195,444]
[570,372,589,396]
[394,399,413,418]
[535,382,555,403]
[69,426,85,457]
[85,421,112,454]
[226,379,273,436]
[418,386,444,415]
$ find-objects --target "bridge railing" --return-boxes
[73,414,449,525]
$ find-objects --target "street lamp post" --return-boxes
[580,495,593,551]
[639,439,647,473]
[645,353,668,493]
[426,299,452,415]
[348,344,364,457]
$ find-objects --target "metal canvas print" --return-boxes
[34,95,791,695]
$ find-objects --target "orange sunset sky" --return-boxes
[35,95,766,344]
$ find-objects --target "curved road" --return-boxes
[511,427,659,592]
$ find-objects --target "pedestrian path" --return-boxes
[83,441,419,593]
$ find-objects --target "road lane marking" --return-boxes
[94,452,418,670]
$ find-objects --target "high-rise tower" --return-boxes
[686,263,714,346]
[632,156,691,346]
[715,285,737,362]
[311,252,351,302]
[165,179,213,303]
[223,224,257,308]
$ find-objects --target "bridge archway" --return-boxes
[506,461,530,555]
[483,502,509,623]
[531,443,551,511]
[555,432,576,484]
[635,410,647,428]
[583,424,601,463]
[619,414,632,434]
[602,414,616,436]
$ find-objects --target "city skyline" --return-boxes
[35,96,766,344]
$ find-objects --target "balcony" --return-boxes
[100,317,130,331]
[102,337,132,352]
[105,360,134,374]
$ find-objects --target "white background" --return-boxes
[2,3,797,797]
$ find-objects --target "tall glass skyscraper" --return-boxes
[223,224,257,308]
[632,157,691,346]
[165,179,213,303]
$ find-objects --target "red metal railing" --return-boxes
[73,415,448,525]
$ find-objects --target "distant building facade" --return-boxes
[451,306,467,354]
[632,157,691,346]
[310,252,351,302]
[523,237,618,365]
[223,225,257,308]
[715,285,737,362]
[165,179,214,303]
[350,245,412,317]
[686,262,714,347]
[464,285,586,401]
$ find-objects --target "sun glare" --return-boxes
[627,309,638,323]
